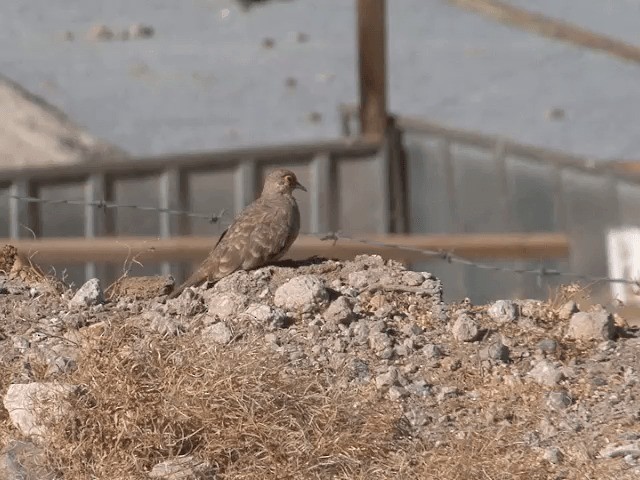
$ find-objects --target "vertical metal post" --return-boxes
[84,173,113,279]
[310,153,333,234]
[159,168,189,277]
[234,159,257,215]
[9,179,38,239]
[442,140,463,233]
[494,139,512,230]
[386,116,409,233]
[376,135,391,234]
[357,0,388,139]
[552,166,567,231]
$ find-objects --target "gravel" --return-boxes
[2,252,640,477]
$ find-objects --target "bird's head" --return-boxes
[262,169,307,196]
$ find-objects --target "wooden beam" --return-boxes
[357,0,388,138]
[448,0,640,65]
[3,233,570,265]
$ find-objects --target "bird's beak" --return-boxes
[295,181,307,192]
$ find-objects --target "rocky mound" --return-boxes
[0,250,639,479]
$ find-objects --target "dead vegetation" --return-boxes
[43,319,407,479]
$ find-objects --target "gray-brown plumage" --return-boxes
[168,169,306,299]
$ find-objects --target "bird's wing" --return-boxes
[212,198,293,273]
[168,197,296,299]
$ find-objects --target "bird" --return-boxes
[167,168,306,299]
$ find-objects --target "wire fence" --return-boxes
[2,192,639,289]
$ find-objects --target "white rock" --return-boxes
[528,360,564,386]
[567,311,614,341]
[400,271,424,286]
[202,322,233,344]
[543,447,564,465]
[346,270,380,289]
[68,278,104,308]
[274,275,328,312]
[487,300,518,324]
[451,314,479,342]
[206,292,247,321]
[244,304,288,328]
[3,383,77,440]
[324,296,355,325]
[600,443,640,459]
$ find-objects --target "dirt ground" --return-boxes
[1,246,640,479]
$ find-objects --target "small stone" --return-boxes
[149,315,186,337]
[394,344,410,357]
[538,338,558,354]
[558,300,578,320]
[451,314,479,342]
[375,368,398,389]
[401,323,423,337]
[202,322,233,344]
[600,444,640,459]
[347,270,380,289]
[543,447,564,465]
[480,340,510,363]
[546,390,572,410]
[407,380,432,397]
[244,304,288,328]
[529,360,564,386]
[351,321,369,346]
[49,355,78,376]
[87,24,114,41]
[349,359,370,382]
[567,311,614,341]
[388,386,407,401]
[437,386,459,402]
[69,278,104,308]
[404,407,429,428]
[400,271,424,286]
[518,300,542,318]
[274,275,328,313]
[324,296,355,325]
[422,343,443,360]
[487,300,518,324]
[369,332,393,353]
[377,347,394,359]
[206,292,246,321]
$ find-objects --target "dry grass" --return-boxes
[42,319,412,479]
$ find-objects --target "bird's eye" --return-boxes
[284,175,293,184]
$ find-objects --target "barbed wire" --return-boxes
[3,193,639,289]
[2,194,226,224]
[318,232,640,288]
